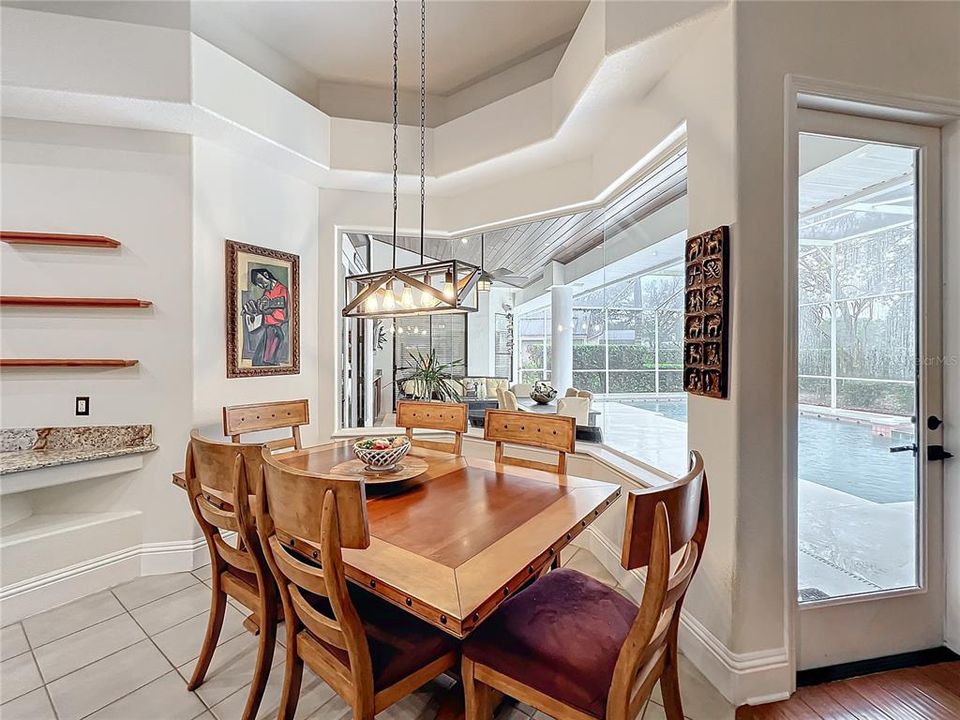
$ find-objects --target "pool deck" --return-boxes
[596,400,915,600]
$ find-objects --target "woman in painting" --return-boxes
[243,268,288,366]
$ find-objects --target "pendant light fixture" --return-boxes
[342,0,479,319]
[477,233,493,292]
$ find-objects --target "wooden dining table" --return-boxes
[173,440,620,639]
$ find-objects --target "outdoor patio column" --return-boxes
[551,283,574,393]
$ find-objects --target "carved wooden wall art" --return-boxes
[683,226,729,398]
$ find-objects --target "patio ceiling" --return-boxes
[799,138,915,217]
[347,149,687,288]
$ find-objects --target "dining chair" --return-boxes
[557,396,590,426]
[183,431,278,720]
[510,383,534,398]
[223,398,310,451]
[483,409,576,474]
[255,450,459,720]
[396,400,468,455]
[461,451,709,720]
[577,390,595,408]
[564,387,580,397]
[497,388,520,411]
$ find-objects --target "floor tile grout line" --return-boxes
[0,621,59,717]
[61,593,183,720]
[24,606,127,652]
[120,586,227,713]
[73,669,185,720]
[39,618,155,695]
[152,603,247,672]
[111,589,180,676]
[19,573,202,652]
[30,610,152,685]
[115,574,205,613]
[42,682,62,720]
[0,661,41,708]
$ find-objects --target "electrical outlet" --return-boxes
[76,396,90,416]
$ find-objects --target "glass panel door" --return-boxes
[795,109,944,670]
[797,134,920,600]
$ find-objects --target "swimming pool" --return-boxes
[616,398,915,504]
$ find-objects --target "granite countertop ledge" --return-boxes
[0,424,158,474]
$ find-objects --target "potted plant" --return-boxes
[396,349,464,402]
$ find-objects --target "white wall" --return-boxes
[0,120,194,560]
[731,0,960,678]
[191,137,321,444]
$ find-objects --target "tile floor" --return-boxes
[0,548,735,720]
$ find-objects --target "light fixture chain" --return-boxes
[392,0,399,268]
[419,0,426,263]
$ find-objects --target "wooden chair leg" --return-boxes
[277,632,304,720]
[188,575,227,690]
[462,657,497,720]
[241,597,277,720]
[659,621,685,720]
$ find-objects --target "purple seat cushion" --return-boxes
[303,586,457,691]
[463,568,638,718]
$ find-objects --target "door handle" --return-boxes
[928,445,954,461]
[889,444,918,455]
[928,415,944,430]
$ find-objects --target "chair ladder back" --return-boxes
[396,400,468,455]
[256,458,375,694]
[483,409,575,474]
[620,451,708,571]
[223,399,309,450]
[607,502,674,720]
[608,451,710,720]
[186,432,268,579]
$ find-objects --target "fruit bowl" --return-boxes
[353,436,411,472]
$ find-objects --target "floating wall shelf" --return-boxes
[0,359,139,368]
[1,232,121,249]
[0,296,152,308]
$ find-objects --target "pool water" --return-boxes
[618,399,915,504]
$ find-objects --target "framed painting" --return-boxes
[226,240,300,378]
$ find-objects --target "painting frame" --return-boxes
[225,240,300,378]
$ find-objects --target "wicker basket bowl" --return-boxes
[353,437,411,471]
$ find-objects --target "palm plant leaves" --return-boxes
[397,349,464,402]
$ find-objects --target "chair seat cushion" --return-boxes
[463,568,638,718]
[304,587,457,691]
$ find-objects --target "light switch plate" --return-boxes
[76,396,90,416]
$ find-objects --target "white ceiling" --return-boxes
[196,0,588,96]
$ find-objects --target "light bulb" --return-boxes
[400,284,415,308]
[419,274,436,307]
[442,271,455,301]
[382,286,396,311]
[364,289,379,313]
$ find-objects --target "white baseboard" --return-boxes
[0,533,223,623]
[576,527,792,707]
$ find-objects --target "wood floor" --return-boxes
[737,662,960,719]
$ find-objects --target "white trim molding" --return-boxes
[0,533,221,623]
[576,527,791,707]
